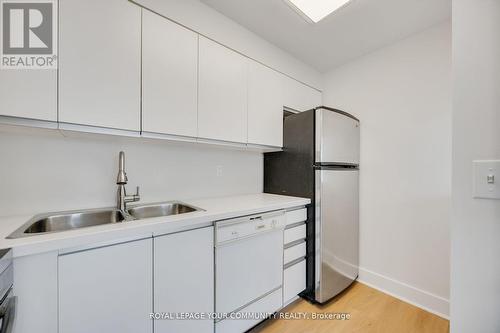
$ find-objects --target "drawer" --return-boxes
[284,224,306,244]
[215,288,282,333]
[283,260,306,305]
[284,242,306,265]
[285,208,307,226]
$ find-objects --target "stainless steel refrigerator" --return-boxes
[264,106,359,304]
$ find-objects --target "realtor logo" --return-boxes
[1,0,57,69]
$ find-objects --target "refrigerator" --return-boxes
[264,106,359,304]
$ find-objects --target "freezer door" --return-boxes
[315,168,359,303]
[315,108,360,165]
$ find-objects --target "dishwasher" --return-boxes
[215,210,285,333]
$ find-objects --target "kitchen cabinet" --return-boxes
[284,259,307,305]
[142,10,198,137]
[0,71,57,122]
[58,238,153,333]
[282,76,322,112]
[198,36,247,143]
[154,226,214,333]
[13,252,58,333]
[284,223,307,244]
[283,208,307,305]
[247,61,284,147]
[284,241,306,263]
[59,0,141,131]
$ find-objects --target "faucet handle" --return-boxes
[133,186,140,201]
[123,186,140,204]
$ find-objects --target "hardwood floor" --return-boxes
[252,282,449,333]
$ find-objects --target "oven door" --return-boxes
[0,290,16,333]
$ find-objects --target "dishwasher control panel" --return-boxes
[215,210,286,245]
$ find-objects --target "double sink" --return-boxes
[7,202,203,239]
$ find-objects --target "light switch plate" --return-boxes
[473,160,500,199]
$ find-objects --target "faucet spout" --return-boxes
[116,151,140,213]
[116,151,128,185]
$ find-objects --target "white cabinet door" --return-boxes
[0,71,56,121]
[13,252,58,333]
[198,36,247,143]
[59,239,153,333]
[59,0,141,131]
[247,61,284,147]
[154,227,214,333]
[283,260,306,305]
[142,10,198,137]
[282,76,322,112]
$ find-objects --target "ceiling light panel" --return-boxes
[284,0,352,23]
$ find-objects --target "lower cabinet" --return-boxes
[54,215,302,333]
[58,238,153,333]
[154,226,214,333]
[283,259,306,305]
[283,208,308,305]
[56,228,214,333]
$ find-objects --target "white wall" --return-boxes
[0,127,262,217]
[133,0,322,90]
[451,1,500,332]
[322,23,451,317]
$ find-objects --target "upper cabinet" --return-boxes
[1,1,322,150]
[282,76,322,112]
[142,10,198,137]
[247,61,284,147]
[59,0,141,131]
[198,37,248,143]
[0,71,57,122]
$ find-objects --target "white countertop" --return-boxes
[0,193,309,258]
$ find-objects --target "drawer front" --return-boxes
[215,288,282,333]
[285,208,307,227]
[283,260,306,305]
[284,224,306,244]
[284,242,306,265]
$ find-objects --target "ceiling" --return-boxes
[200,0,451,72]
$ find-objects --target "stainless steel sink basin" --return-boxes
[6,202,204,239]
[7,208,126,239]
[127,202,202,219]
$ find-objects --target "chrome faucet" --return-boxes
[116,151,140,213]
